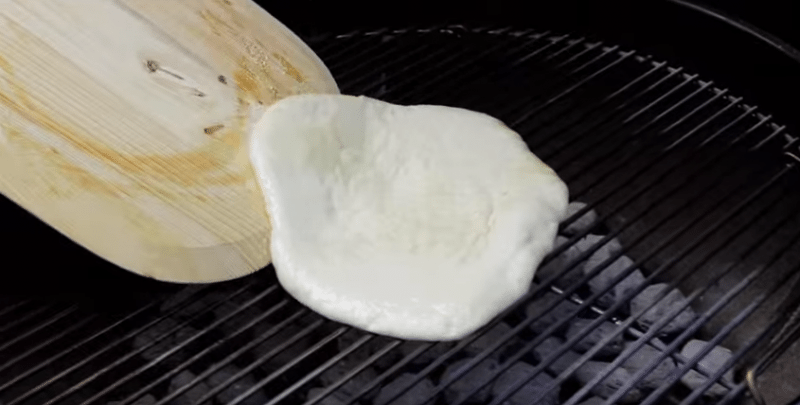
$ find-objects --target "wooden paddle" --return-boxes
[0,0,339,283]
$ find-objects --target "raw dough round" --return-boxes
[249,94,568,340]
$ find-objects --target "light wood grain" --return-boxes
[0,0,340,283]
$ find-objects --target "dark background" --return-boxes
[262,0,798,48]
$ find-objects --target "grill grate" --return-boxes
[1,25,799,405]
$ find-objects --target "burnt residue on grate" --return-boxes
[1,26,800,405]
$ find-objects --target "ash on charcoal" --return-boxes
[465,322,519,359]
[574,361,643,404]
[537,236,586,288]
[132,318,198,364]
[337,331,402,371]
[398,340,458,367]
[492,362,559,405]
[631,284,698,336]
[373,373,437,405]
[679,339,735,397]
[208,364,270,405]
[108,395,157,405]
[306,387,347,405]
[585,253,646,309]
[562,202,600,237]
[526,292,582,336]
[620,340,677,390]
[442,357,500,404]
[168,370,210,405]
[319,360,380,401]
[566,319,624,358]
[533,337,582,375]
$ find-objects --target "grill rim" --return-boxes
[664,0,800,65]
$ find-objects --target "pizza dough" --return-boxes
[249,94,569,340]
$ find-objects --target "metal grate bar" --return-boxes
[0,303,56,335]
[4,285,216,405]
[0,315,96,375]
[303,339,403,405]
[386,31,560,106]
[191,318,329,405]
[330,28,464,85]
[555,79,713,179]
[509,47,634,129]
[323,25,464,71]
[0,306,79,353]
[266,333,377,405]
[228,326,349,405]
[151,307,310,405]
[529,63,685,158]
[113,298,292,405]
[682,289,800,405]
[439,35,596,112]
[379,31,559,104]
[554,105,761,243]
[573,171,787,405]
[634,244,800,405]
[351,115,777,405]
[516,35,588,65]
[510,45,627,122]
[385,34,586,110]
[593,230,800,405]
[753,285,800,376]
[552,99,755,247]
[541,71,699,171]
[689,353,759,404]
[539,98,766,286]
[342,339,440,405]
[681,283,798,405]
[343,30,563,98]
[390,40,625,137]
[537,122,778,330]
[522,190,797,404]
[663,97,747,150]
[366,36,596,103]
[0,298,34,320]
[542,92,762,300]
[656,87,730,134]
[523,58,666,148]
[539,129,783,341]
[0,301,159,395]
[79,285,281,405]
[316,27,396,64]
[555,80,724,186]
[382,172,739,405]
[752,122,790,150]
[543,184,799,405]
[335,27,505,91]
[720,383,749,405]
[438,122,785,403]
[436,150,788,405]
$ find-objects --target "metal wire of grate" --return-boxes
[0,25,799,405]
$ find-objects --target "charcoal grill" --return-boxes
[1,1,800,405]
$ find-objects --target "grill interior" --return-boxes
[1,25,800,405]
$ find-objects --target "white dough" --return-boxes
[249,94,569,341]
